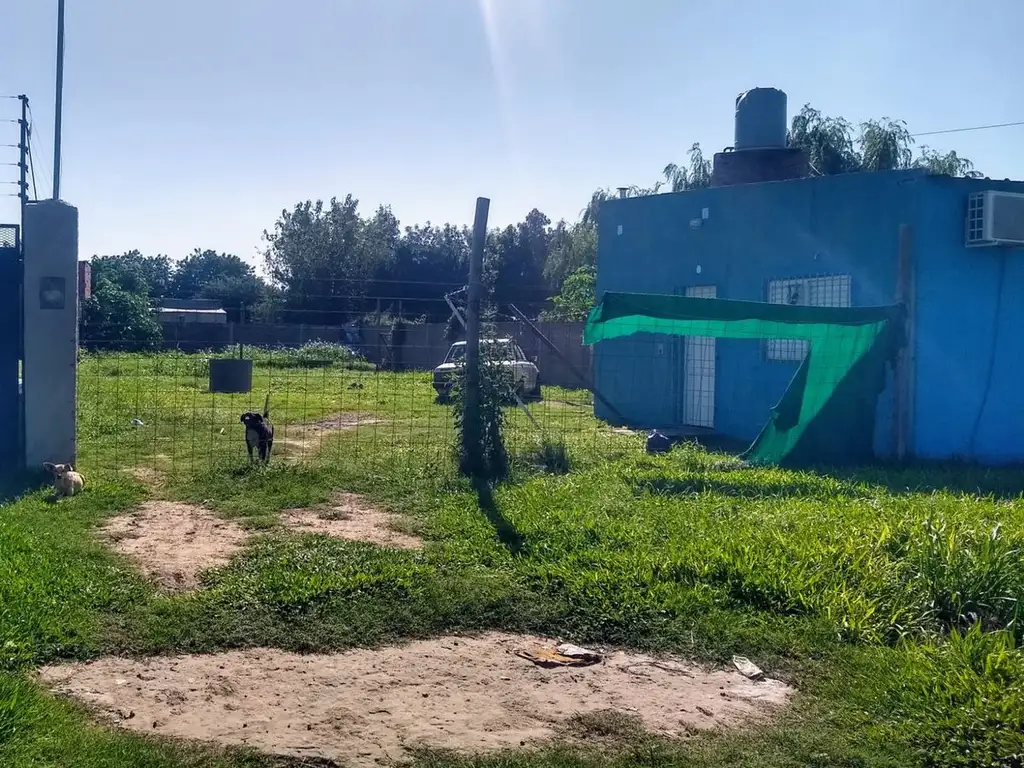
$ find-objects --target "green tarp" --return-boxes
[584,293,903,468]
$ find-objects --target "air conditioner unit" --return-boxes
[965,191,1024,247]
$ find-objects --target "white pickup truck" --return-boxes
[433,338,541,402]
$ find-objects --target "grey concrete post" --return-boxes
[23,201,79,467]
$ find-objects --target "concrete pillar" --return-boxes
[23,200,79,468]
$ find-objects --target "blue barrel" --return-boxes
[734,88,788,150]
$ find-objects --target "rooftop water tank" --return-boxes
[734,87,788,151]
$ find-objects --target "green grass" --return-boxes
[3,349,1024,766]
[0,479,150,669]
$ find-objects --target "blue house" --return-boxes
[594,89,1024,465]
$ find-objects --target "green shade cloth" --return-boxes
[584,293,903,467]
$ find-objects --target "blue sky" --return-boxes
[3,0,1022,268]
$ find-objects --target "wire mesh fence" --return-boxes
[76,267,897,479]
[76,323,625,480]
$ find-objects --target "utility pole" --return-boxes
[53,0,66,200]
[17,94,30,475]
[17,95,29,217]
[461,197,490,474]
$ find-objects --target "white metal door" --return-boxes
[683,285,716,428]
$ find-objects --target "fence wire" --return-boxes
[76,322,620,479]
[77,269,893,479]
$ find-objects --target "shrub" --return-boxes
[79,279,163,351]
[452,337,515,480]
[521,438,572,475]
[215,342,374,371]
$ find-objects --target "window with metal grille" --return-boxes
[765,274,851,361]
[966,192,986,244]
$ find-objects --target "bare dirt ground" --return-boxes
[101,495,421,593]
[125,465,168,490]
[101,501,248,593]
[539,400,586,409]
[281,493,422,550]
[37,632,792,766]
[274,412,384,457]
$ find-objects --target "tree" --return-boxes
[248,285,286,324]
[859,118,913,172]
[542,265,595,322]
[79,278,163,350]
[787,104,983,178]
[581,189,613,227]
[170,249,258,300]
[367,222,470,323]
[263,196,398,325]
[914,147,982,178]
[663,143,713,192]
[788,106,862,175]
[544,220,597,292]
[199,274,267,322]
[488,208,553,316]
[90,251,172,298]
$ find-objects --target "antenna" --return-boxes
[53,0,66,199]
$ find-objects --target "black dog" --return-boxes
[240,394,274,463]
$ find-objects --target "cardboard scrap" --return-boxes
[516,643,603,668]
[732,655,764,680]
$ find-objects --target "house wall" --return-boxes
[595,171,925,453]
[911,176,1024,463]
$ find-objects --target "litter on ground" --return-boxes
[732,655,765,681]
[516,643,603,667]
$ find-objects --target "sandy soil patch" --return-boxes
[125,465,167,489]
[101,502,247,593]
[37,632,791,766]
[540,400,586,410]
[102,494,417,593]
[275,412,384,457]
[281,493,422,550]
[310,413,385,431]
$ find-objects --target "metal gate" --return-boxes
[0,224,21,471]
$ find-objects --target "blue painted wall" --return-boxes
[911,176,1024,464]
[595,170,1024,464]
[595,171,925,454]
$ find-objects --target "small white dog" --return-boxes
[43,462,85,497]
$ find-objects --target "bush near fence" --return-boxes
[158,320,591,388]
